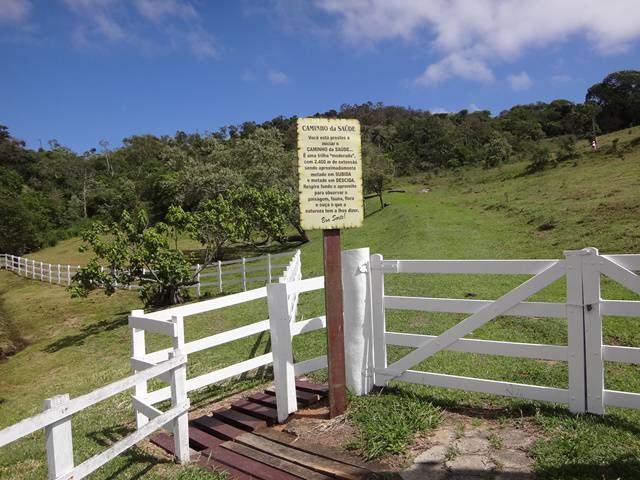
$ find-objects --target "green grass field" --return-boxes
[1,127,639,479]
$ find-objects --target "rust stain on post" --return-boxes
[323,229,347,417]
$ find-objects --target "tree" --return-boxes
[524,145,553,175]
[483,133,513,169]
[364,148,394,210]
[69,210,200,306]
[586,70,640,132]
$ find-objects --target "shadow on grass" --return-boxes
[86,424,170,480]
[536,457,640,480]
[42,313,129,353]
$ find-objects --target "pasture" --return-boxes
[1,129,640,479]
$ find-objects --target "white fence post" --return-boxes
[583,247,604,415]
[43,394,74,479]
[57,264,61,284]
[130,309,148,429]
[565,250,586,413]
[17,256,21,275]
[67,265,71,285]
[48,263,52,283]
[217,260,223,293]
[267,254,272,284]
[39,261,43,281]
[370,254,388,387]
[242,257,247,291]
[195,264,201,298]
[342,248,374,396]
[267,282,297,422]
[170,315,189,464]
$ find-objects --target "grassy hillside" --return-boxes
[1,127,639,479]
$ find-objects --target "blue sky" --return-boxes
[2,0,640,153]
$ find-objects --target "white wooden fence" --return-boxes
[1,246,639,479]
[0,251,295,294]
[370,247,640,415]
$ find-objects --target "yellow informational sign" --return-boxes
[297,118,363,230]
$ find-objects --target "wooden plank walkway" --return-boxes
[151,381,378,479]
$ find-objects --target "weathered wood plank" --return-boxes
[195,451,256,480]
[248,393,279,408]
[193,415,247,440]
[212,408,268,432]
[235,433,371,480]
[201,446,300,480]
[264,388,320,406]
[232,400,279,424]
[222,441,333,480]
[294,380,329,396]
[255,429,374,471]
[189,426,224,451]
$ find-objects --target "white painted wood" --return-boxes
[268,282,297,423]
[57,264,61,284]
[67,265,71,285]
[370,254,388,387]
[58,401,189,480]
[145,353,274,405]
[285,276,324,295]
[382,262,565,381]
[169,318,190,465]
[242,257,247,291]
[294,355,328,376]
[218,260,223,292]
[145,286,268,321]
[267,254,272,283]
[397,370,569,405]
[196,264,201,298]
[565,250,586,413]
[144,319,271,363]
[603,345,640,364]
[599,256,640,295]
[130,357,171,383]
[32,259,35,279]
[386,332,568,361]
[603,390,640,409]
[43,395,74,480]
[291,316,326,336]
[384,296,566,318]
[583,248,604,415]
[0,355,184,448]
[131,309,149,429]
[605,254,640,271]
[40,261,44,281]
[601,300,640,317]
[128,315,177,336]
[381,259,562,275]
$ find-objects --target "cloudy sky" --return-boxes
[2,0,640,151]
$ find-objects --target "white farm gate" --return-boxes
[368,247,640,415]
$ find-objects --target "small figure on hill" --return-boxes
[591,138,598,150]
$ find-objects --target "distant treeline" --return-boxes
[1,70,638,255]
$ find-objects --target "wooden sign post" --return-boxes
[297,118,363,417]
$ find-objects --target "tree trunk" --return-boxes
[379,193,384,210]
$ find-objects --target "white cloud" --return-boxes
[62,0,215,58]
[507,71,533,91]
[0,0,31,23]
[268,69,290,85]
[312,0,640,85]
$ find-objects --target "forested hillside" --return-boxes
[1,70,639,255]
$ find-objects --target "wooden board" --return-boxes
[264,388,321,406]
[188,426,224,451]
[201,446,301,480]
[294,380,329,396]
[234,433,372,480]
[255,429,374,470]
[195,451,256,480]
[193,415,247,440]
[248,392,279,408]
[232,400,279,424]
[213,408,268,431]
[221,441,334,480]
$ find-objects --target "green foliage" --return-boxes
[483,132,513,168]
[348,388,442,459]
[557,135,580,162]
[364,147,394,210]
[69,210,196,306]
[525,144,554,174]
[586,70,640,133]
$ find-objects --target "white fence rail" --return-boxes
[2,246,639,479]
[371,248,640,415]
[0,251,296,294]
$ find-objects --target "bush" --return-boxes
[525,145,554,174]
